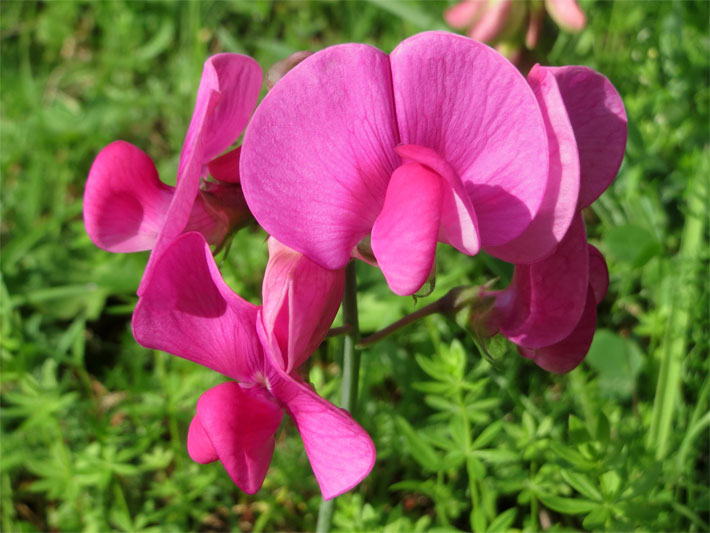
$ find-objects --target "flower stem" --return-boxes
[316,261,360,533]
[358,286,482,348]
[339,261,361,412]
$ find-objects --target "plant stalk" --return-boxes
[358,285,483,348]
[316,261,360,533]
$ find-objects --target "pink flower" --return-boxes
[132,233,375,499]
[487,66,626,372]
[83,54,261,283]
[444,0,586,51]
[240,31,567,296]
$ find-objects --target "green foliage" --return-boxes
[2,0,708,531]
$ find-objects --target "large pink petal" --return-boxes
[260,238,345,373]
[84,141,173,253]
[371,163,443,296]
[518,285,596,373]
[390,31,549,247]
[396,144,480,256]
[548,66,627,209]
[240,44,400,270]
[495,214,589,348]
[132,232,263,381]
[139,54,261,295]
[486,65,580,263]
[189,382,283,494]
[268,367,376,501]
[544,0,586,32]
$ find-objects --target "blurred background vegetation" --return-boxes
[1,0,708,531]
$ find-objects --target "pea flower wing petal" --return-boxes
[268,368,376,501]
[84,141,173,253]
[188,382,283,494]
[132,232,263,382]
[518,285,597,373]
[495,214,589,348]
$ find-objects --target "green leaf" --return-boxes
[488,508,517,532]
[582,507,609,529]
[471,449,519,464]
[560,470,602,501]
[395,416,442,471]
[415,354,452,383]
[538,494,599,515]
[471,506,487,533]
[586,330,643,399]
[549,442,598,470]
[599,470,622,498]
[471,420,503,450]
[603,223,661,267]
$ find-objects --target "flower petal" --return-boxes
[132,232,263,381]
[261,238,345,373]
[496,214,589,348]
[240,43,400,270]
[191,382,283,494]
[390,31,549,247]
[548,66,627,209]
[84,141,173,253]
[518,285,596,373]
[396,144,480,256]
[187,416,218,464]
[444,0,485,29]
[544,0,586,32]
[207,146,242,183]
[486,64,580,263]
[468,0,512,43]
[371,162,443,296]
[179,54,262,182]
[268,368,375,501]
[139,54,261,294]
[588,244,609,304]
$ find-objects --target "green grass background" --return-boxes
[1,1,708,531]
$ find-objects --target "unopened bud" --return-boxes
[266,51,314,91]
[200,180,254,235]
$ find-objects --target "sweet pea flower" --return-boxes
[83,53,261,286]
[444,0,586,55]
[487,216,610,373]
[132,233,375,499]
[486,66,626,372]
[241,31,572,297]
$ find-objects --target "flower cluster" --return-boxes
[84,32,626,498]
[444,0,587,64]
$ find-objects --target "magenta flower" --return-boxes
[444,0,586,52]
[240,31,568,296]
[132,233,375,499]
[83,54,261,274]
[487,66,627,372]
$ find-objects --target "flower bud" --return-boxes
[266,51,314,91]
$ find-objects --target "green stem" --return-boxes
[340,262,361,412]
[648,175,705,458]
[316,262,360,533]
[358,286,481,348]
